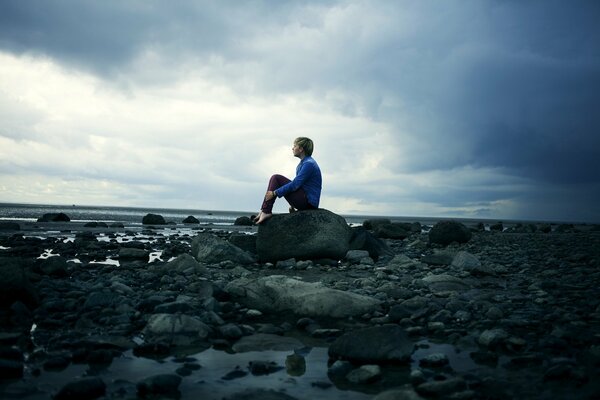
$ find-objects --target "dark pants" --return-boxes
[261,174,315,214]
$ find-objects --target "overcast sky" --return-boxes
[1,1,599,222]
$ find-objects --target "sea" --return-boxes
[0,202,533,229]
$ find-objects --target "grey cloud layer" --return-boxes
[1,0,599,221]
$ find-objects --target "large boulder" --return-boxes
[37,212,70,222]
[191,233,255,264]
[256,209,352,262]
[142,213,166,225]
[428,221,472,245]
[225,275,381,318]
[328,325,414,364]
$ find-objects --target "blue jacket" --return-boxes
[276,156,322,207]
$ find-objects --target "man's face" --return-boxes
[292,142,304,157]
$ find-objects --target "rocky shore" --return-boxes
[0,212,599,399]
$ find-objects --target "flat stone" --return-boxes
[232,334,304,353]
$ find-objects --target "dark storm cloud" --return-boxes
[1,0,599,221]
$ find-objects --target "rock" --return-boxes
[191,232,255,264]
[373,386,425,400]
[428,221,472,245]
[0,358,24,379]
[451,251,481,271]
[248,360,284,375]
[348,226,392,260]
[54,377,106,400]
[182,215,200,224]
[419,353,449,367]
[142,213,166,225]
[226,275,380,318]
[374,223,410,239]
[388,296,429,321]
[142,314,211,345]
[39,256,69,277]
[0,257,39,308]
[136,374,181,397]
[416,377,467,397]
[256,209,352,262]
[168,254,209,276]
[37,212,70,222]
[328,325,413,363]
[232,334,304,353]
[346,364,382,383]
[363,218,391,230]
[421,251,455,265]
[490,222,504,231]
[285,353,306,376]
[345,250,371,264]
[228,233,257,254]
[118,247,149,261]
[478,329,509,348]
[83,291,119,310]
[222,389,299,400]
[234,216,253,226]
[0,222,20,230]
[422,274,470,292]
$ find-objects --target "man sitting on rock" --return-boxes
[254,137,322,224]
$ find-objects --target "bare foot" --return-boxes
[252,211,263,223]
[255,212,272,224]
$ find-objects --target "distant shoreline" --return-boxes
[0,201,596,226]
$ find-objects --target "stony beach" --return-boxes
[0,211,599,399]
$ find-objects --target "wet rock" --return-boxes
[142,314,211,346]
[329,325,414,363]
[419,352,449,367]
[222,389,299,400]
[118,247,149,260]
[54,377,106,400]
[142,213,166,225]
[256,209,352,262]
[83,291,119,310]
[167,253,209,276]
[373,385,425,400]
[349,226,392,260]
[182,215,200,224]
[225,275,381,318]
[38,256,69,277]
[429,221,472,245]
[422,274,470,292]
[478,329,509,348]
[37,212,70,222]
[345,250,370,264]
[248,360,284,375]
[285,353,306,376]
[192,232,255,264]
[228,233,257,254]
[346,364,382,383]
[374,223,410,239]
[0,257,39,308]
[421,251,455,266]
[232,333,303,353]
[234,216,253,226]
[416,377,467,397]
[136,374,181,397]
[388,296,429,320]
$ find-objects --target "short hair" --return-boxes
[294,137,314,156]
